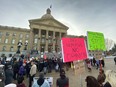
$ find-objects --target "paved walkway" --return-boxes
[18,58,115,87]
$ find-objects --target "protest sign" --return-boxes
[6,57,12,61]
[44,77,53,86]
[94,50,104,59]
[87,31,106,51]
[61,38,88,62]
[73,60,85,75]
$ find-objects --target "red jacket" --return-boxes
[17,83,26,87]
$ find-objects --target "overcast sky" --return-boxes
[0,0,116,43]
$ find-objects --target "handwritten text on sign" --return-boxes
[87,31,106,51]
[62,38,87,62]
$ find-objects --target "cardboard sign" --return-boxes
[61,38,88,62]
[73,60,85,75]
[94,50,104,59]
[44,77,53,86]
[87,31,106,51]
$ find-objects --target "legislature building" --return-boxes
[0,8,103,58]
[0,8,68,56]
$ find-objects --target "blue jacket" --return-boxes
[19,66,25,75]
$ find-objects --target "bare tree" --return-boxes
[105,38,115,51]
[112,44,116,54]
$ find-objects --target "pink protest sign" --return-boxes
[61,38,88,62]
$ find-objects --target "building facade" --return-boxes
[0,8,68,56]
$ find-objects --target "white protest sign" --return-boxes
[33,77,53,87]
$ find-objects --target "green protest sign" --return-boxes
[87,31,106,51]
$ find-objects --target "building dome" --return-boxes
[41,8,54,19]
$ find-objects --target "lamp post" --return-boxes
[24,41,28,50]
[16,41,23,54]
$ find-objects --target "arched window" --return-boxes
[11,39,15,44]
[34,46,37,50]
[34,38,38,44]
[10,46,14,51]
[19,34,23,38]
[2,46,6,51]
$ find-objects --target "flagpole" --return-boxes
[50,5,52,9]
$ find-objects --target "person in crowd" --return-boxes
[57,58,63,72]
[17,76,26,87]
[5,65,13,85]
[90,58,93,66]
[32,72,50,87]
[48,58,52,73]
[18,58,23,67]
[43,59,48,74]
[85,76,100,87]
[0,64,5,87]
[56,69,69,87]
[97,74,105,87]
[54,58,58,72]
[20,54,24,59]
[96,59,100,69]
[104,70,116,87]
[1,55,6,65]
[93,57,96,66]
[4,61,11,70]
[55,62,59,72]
[39,58,44,72]
[53,58,57,69]
[99,57,104,68]
[0,59,1,64]
[101,57,105,67]
[98,69,106,81]
[25,61,31,78]
[29,61,37,87]
[86,59,92,72]
[114,57,116,65]
[34,57,39,71]
[18,63,26,76]
[13,58,19,80]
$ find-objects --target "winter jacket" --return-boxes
[32,79,50,87]
[5,69,13,85]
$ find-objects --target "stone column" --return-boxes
[52,31,55,53]
[30,29,34,50]
[59,32,61,39]
[45,30,48,53]
[59,32,62,51]
[38,29,41,54]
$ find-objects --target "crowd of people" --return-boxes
[0,53,67,87]
[0,53,116,87]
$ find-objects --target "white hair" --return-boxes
[105,70,116,87]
